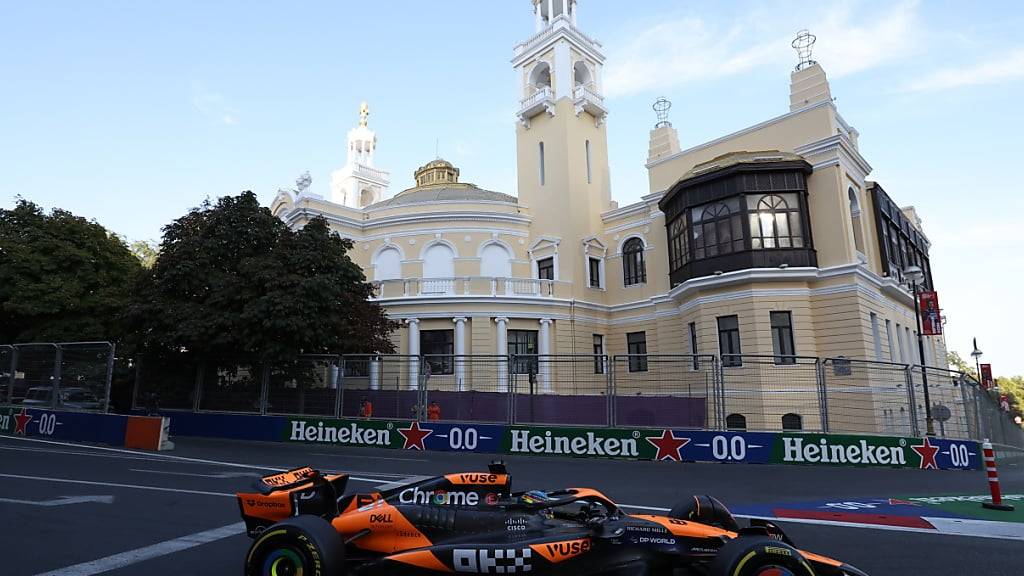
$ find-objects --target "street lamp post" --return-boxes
[970,339,983,387]
[905,265,935,436]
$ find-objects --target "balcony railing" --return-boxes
[514,14,602,58]
[371,277,571,299]
[352,164,389,182]
[573,84,607,122]
[518,86,555,124]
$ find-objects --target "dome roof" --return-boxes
[367,157,516,208]
[369,185,517,208]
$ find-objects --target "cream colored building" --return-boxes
[271,2,947,432]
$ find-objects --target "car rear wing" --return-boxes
[238,466,350,538]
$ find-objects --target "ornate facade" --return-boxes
[270,2,947,431]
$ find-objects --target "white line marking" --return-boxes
[130,469,261,479]
[31,521,246,576]
[0,495,114,506]
[308,453,428,462]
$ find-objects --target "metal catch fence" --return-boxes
[125,352,1024,447]
[1,342,115,412]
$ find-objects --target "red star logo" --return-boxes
[645,430,691,461]
[398,422,432,450]
[911,437,940,470]
[13,408,33,435]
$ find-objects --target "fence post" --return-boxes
[7,346,16,405]
[606,355,614,427]
[259,362,270,415]
[51,344,63,410]
[716,358,726,431]
[817,360,829,433]
[507,355,516,425]
[102,343,116,413]
[904,365,920,437]
[334,356,344,419]
[193,361,205,412]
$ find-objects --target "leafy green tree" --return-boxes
[947,351,978,380]
[0,199,141,342]
[129,239,159,268]
[127,192,397,362]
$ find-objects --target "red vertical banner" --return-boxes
[918,291,942,335]
[980,364,993,389]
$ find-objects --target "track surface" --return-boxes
[1,434,1021,576]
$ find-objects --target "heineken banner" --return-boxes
[151,410,980,471]
[773,433,980,471]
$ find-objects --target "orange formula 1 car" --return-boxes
[237,463,869,576]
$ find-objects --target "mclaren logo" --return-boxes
[454,548,532,573]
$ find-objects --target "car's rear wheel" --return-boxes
[710,537,815,576]
[669,495,741,531]
[244,515,344,576]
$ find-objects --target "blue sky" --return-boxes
[2,1,1023,374]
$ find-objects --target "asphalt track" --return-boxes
[1,435,1021,576]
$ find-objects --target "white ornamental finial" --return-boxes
[653,97,672,128]
[359,101,369,127]
[295,171,312,195]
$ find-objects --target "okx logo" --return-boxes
[454,548,532,574]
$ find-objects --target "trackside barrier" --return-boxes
[146,409,982,471]
[0,406,169,450]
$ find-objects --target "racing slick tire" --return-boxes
[710,537,816,576]
[669,495,741,531]
[244,515,344,576]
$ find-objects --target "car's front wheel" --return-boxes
[710,537,816,576]
[244,515,344,576]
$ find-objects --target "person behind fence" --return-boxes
[427,400,441,421]
[359,396,373,419]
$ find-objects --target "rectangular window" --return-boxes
[770,311,796,364]
[537,257,554,280]
[885,319,895,362]
[592,334,604,374]
[538,141,545,186]
[688,321,699,370]
[588,257,601,288]
[420,330,454,375]
[585,139,592,184]
[905,327,914,364]
[895,323,905,363]
[508,329,538,374]
[717,315,742,367]
[870,313,882,361]
[627,331,648,372]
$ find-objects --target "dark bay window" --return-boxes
[508,329,538,374]
[588,257,602,288]
[718,315,742,367]
[871,183,933,290]
[770,311,796,364]
[537,257,554,280]
[420,330,454,374]
[622,238,646,285]
[658,156,816,285]
[626,331,648,372]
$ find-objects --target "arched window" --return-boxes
[359,188,374,207]
[422,243,455,295]
[782,413,803,431]
[373,247,401,281]
[848,187,865,253]
[622,238,646,286]
[573,61,592,88]
[480,243,512,278]
[726,413,747,431]
[529,62,551,90]
[748,194,803,249]
[693,198,743,258]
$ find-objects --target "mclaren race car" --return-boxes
[237,463,868,576]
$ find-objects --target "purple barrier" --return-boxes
[614,396,707,428]
[338,388,707,428]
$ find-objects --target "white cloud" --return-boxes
[603,1,921,98]
[902,47,1024,92]
[191,81,241,125]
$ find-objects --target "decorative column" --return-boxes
[561,0,568,20]
[539,318,553,392]
[495,317,509,390]
[570,0,577,25]
[547,0,554,24]
[534,0,543,31]
[453,317,467,391]
[406,319,420,390]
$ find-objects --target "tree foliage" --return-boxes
[948,351,1023,419]
[127,192,397,362]
[129,239,159,268]
[0,199,142,342]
